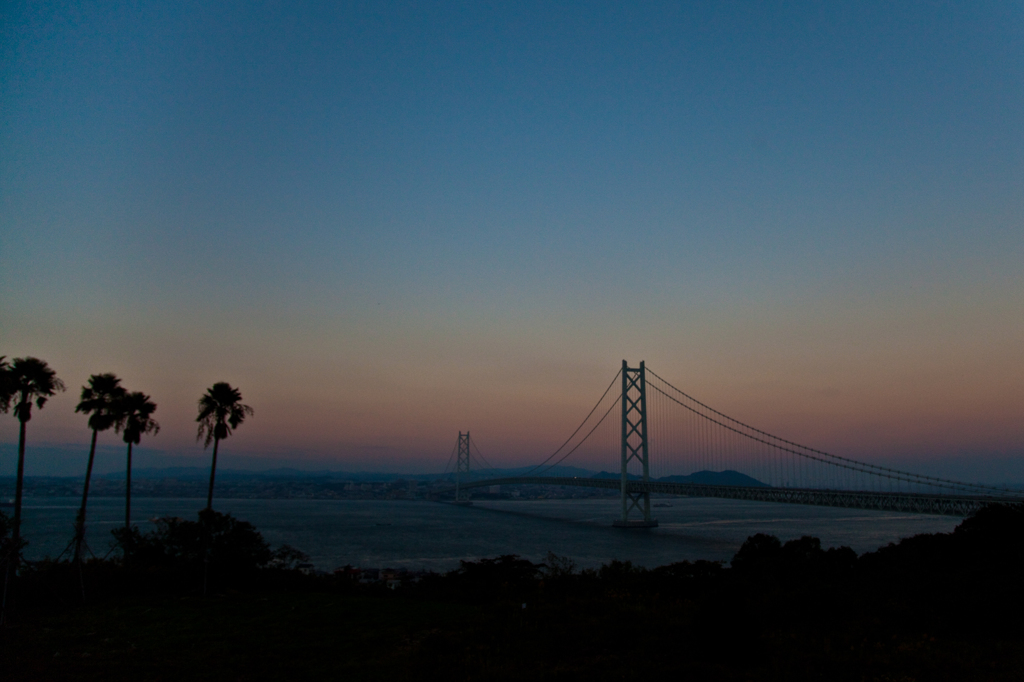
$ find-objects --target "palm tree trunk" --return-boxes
[11,417,28,570]
[123,441,133,568]
[73,429,99,565]
[3,416,28,626]
[124,444,133,532]
[206,436,220,511]
[203,436,220,596]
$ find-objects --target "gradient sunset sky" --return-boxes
[2,1,1022,479]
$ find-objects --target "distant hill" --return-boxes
[657,470,768,487]
[590,470,767,486]
[591,471,641,480]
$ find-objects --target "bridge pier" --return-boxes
[614,360,658,528]
[454,431,473,505]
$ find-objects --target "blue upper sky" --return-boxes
[2,1,1022,477]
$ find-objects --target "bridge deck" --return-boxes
[452,476,1023,517]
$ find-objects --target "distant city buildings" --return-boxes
[1,475,619,502]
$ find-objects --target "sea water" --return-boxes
[12,496,959,571]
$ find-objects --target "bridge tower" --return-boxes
[454,431,472,504]
[614,361,658,527]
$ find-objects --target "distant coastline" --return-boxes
[0,467,768,501]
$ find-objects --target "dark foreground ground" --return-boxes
[5,587,1024,681]
[3,504,1024,681]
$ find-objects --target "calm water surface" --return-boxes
[16,496,959,571]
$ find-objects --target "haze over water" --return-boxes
[19,497,957,571]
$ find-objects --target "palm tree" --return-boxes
[0,356,12,520]
[1,357,64,622]
[196,382,253,511]
[117,391,159,542]
[73,374,126,564]
[0,356,12,413]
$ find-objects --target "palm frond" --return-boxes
[75,373,127,432]
[196,382,253,447]
[120,391,160,445]
[0,356,12,413]
[6,357,66,422]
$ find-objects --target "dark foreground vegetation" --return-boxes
[2,504,1024,681]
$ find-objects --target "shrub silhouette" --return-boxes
[781,534,820,561]
[113,509,272,577]
[439,555,542,602]
[730,532,782,573]
[652,559,725,581]
[268,544,310,570]
[863,502,1024,580]
[953,502,1024,566]
[0,510,20,563]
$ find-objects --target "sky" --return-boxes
[1,1,1022,480]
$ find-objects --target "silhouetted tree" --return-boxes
[955,502,1024,542]
[951,503,1024,571]
[652,559,725,581]
[73,374,126,565]
[0,511,14,574]
[448,555,542,602]
[116,391,159,552]
[196,382,253,511]
[0,357,11,504]
[597,559,646,587]
[114,510,274,575]
[0,356,12,412]
[1,357,65,622]
[542,551,577,579]
[730,533,782,573]
[269,544,310,570]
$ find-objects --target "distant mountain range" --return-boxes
[96,464,598,482]
[591,471,641,480]
[91,465,766,487]
[657,470,768,487]
[591,470,767,487]
[98,467,443,482]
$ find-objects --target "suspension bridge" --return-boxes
[442,361,1023,525]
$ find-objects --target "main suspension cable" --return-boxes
[646,368,1018,496]
[534,395,621,476]
[523,368,622,476]
[470,437,497,471]
[442,440,457,476]
[646,382,1014,496]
